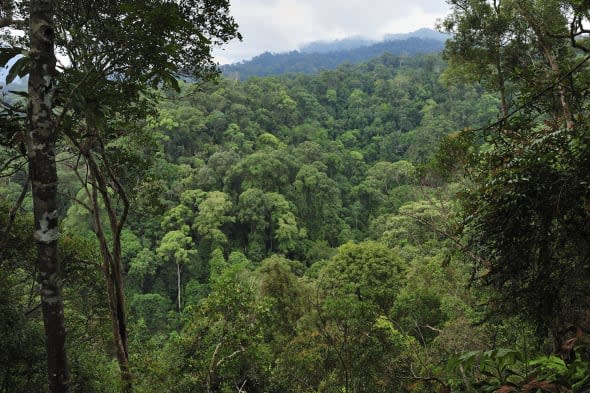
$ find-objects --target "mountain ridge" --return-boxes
[221,33,446,79]
[298,28,447,54]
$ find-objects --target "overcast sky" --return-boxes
[213,0,451,64]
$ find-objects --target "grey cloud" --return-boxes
[217,0,450,63]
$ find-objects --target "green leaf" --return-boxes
[528,355,567,371]
[0,47,24,67]
[459,350,481,363]
[161,71,180,93]
[6,56,29,85]
[7,90,28,98]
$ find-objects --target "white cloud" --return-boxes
[377,6,447,37]
[214,0,451,64]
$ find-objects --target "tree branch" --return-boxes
[235,379,247,393]
[469,54,590,134]
[407,363,449,390]
[216,346,246,368]
[0,153,25,175]
[423,324,443,334]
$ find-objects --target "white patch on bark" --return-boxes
[43,294,60,305]
[40,274,60,304]
[35,209,59,242]
[42,64,54,107]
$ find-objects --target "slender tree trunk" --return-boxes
[65,123,132,392]
[177,262,182,311]
[27,1,69,392]
[495,54,509,118]
[491,0,508,118]
[87,172,133,393]
[517,3,574,129]
[542,46,574,129]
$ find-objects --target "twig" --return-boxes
[407,363,449,389]
[235,379,247,393]
[423,324,443,334]
[0,153,25,175]
[216,346,246,368]
[24,302,42,317]
[56,190,92,212]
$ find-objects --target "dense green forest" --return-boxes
[3,1,590,393]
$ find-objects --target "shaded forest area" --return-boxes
[3,1,590,393]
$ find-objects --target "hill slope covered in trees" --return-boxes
[221,36,445,79]
[1,52,502,392]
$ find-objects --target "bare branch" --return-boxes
[468,54,590,134]
[235,379,247,393]
[215,346,246,368]
[423,324,444,334]
[0,151,25,173]
[406,363,449,389]
[56,190,92,212]
[208,321,228,393]
[95,131,129,236]
[25,302,42,316]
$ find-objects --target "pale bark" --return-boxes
[517,3,574,129]
[542,45,574,129]
[61,101,133,393]
[27,0,69,392]
[89,180,132,393]
[177,262,182,312]
[66,147,133,393]
[85,148,133,393]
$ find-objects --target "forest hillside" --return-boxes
[221,35,445,79]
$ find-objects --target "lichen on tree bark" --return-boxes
[27,0,70,392]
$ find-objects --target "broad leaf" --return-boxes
[0,47,24,67]
[6,56,29,84]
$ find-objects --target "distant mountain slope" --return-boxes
[298,28,447,55]
[222,37,445,80]
[383,28,449,42]
[299,36,374,54]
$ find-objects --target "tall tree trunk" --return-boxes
[27,1,69,392]
[177,262,182,312]
[65,124,132,393]
[87,168,132,393]
[541,46,574,129]
[517,3,574,129]
[495,54,509,118]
